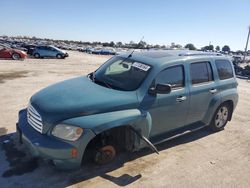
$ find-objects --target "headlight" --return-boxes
[51,124,83,141]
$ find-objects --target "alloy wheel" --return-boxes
[215,106,229,128]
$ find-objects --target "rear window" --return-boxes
[215,60,234,80]
[190,62,213,85]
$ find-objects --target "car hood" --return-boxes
[58,49,66,54]
[30,76,139,125]
[10,48,26,54]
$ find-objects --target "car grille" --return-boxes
[27,104,43,133]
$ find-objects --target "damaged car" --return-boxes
[16,50,238,169]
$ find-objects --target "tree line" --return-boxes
[1,35,234,52]
[184,43,231,53]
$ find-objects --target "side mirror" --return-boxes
[149,83,171,95]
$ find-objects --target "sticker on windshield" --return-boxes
[132,62,150,71]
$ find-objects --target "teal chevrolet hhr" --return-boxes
[17,50,238,169]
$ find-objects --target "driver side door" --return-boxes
[149,65,189,138]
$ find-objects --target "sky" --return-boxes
[0,0,249,51]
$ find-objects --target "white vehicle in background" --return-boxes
[91,47,116,55]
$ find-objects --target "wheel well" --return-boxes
[222,100,234,121]
[82,125,136,164]
[12,52,20,56]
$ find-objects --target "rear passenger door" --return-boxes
[186,61,218,125]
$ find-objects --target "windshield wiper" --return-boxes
[90,72,113,89]
[95,77,113,89]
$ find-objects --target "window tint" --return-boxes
[38,46,45,50]
[215,60,233,80]
[190,62,213,85]
[156,65,184,89]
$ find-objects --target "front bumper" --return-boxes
[17,109,95,170]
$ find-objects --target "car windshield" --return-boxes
[51,46,61,51]
[93,56,151,91]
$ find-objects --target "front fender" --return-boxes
[62,109,152,139]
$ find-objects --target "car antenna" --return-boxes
[127,36,144,58]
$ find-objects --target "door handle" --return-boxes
[176,96,187,102]
[209,88,217,94]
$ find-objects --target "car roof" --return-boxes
[119,50,230,69]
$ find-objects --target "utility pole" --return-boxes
[243,26,250,62]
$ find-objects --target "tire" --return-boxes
[34,53,40,58]
[209,103,231,132]
[56,54,62,59]
[12,53,21,60]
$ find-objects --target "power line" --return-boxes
[243,26,250,62]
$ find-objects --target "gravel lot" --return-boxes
[0,51,249,188]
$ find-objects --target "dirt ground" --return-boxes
[0,51,249,188]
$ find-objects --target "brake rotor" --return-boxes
[94,145,116,165]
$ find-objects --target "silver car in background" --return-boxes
[33,45,68,59]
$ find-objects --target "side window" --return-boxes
[190,62,213,85]
[38,46,45,50]
[49,47,56,51]
[215,60,233,80]
[156,65,184,89]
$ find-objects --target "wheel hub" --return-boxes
[215,106,228,128]
[94,145,116,165]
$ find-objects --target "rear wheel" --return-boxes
[34,53,40,58]
[209,103,231,131]
[12,53,20,60]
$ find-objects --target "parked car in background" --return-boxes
[91,47,116,55]
[84,47,94,54]
[0,45,27,60]
[22,44,37,55]
[100,48,116,55]
[232,55,243,64]
[33,45,68,59]
[91,47,102,54]
[17,50,238,170]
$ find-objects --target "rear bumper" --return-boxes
[17,109,95,170]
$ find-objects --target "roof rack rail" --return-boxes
[179,52,222,56]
